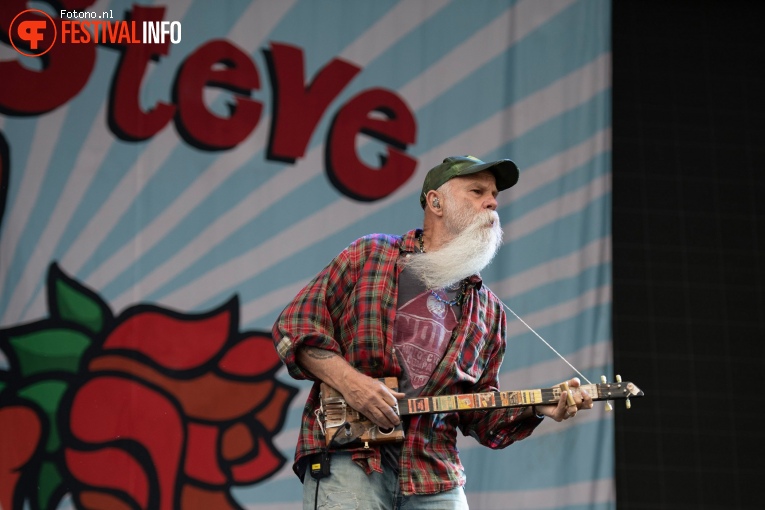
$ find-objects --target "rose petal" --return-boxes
[90,355,275,421]
[69,376,184,510]
[77,491,134,510]
[255,384,297,434]
[0,406,42,509]
[218,334,280,377]
[66,448,149,509]
[181,484,240,510]
[104,307,231,370]
[221,422,253,462]
[184,422,227,486]
[230,436,285,484]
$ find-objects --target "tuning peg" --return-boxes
[601,375,613,411]
[615,375,631,408]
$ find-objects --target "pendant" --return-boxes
[426,293,447,318]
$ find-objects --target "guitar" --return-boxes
[319,376,644,448]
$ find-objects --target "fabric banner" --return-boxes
[0,0,611,508]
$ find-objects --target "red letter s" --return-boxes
[0,0,97,115]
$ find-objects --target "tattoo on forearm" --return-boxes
[303,346,337,360]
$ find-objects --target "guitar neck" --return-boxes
[398,381,643,416]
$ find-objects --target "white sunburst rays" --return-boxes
[0,0,121,306]
[236,52,611,326]
[104,0,578,314]
[79,0,304,292]
[492,235,611,302]
[0,106,71,325]
[7,0,593,324]
[496,127,611,208]
[12,0,455,321]
[0,0,197,325]
[93,0,548,313]
[465,479,615,510]
[95,0,456,311]
[6,0,297,324]
[394,0,576,106]
[133,0,596,316]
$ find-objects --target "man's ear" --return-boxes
[425,190,443,216]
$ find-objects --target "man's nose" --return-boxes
[485,196,498,210]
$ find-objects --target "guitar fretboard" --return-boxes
[398,384,602,416]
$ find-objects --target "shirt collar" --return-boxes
[399,229,422,254]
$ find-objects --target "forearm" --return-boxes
[296,345,404,429]
[296,345,358,389]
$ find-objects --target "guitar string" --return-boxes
[499,298,618,410]
[498,298,593,385]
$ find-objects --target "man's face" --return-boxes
[442,171,499,235]
[407,171,503,289]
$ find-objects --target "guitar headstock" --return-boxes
[595,375,644,409]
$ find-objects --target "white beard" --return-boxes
[406,208,503,290]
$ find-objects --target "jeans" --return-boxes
[302,452,469,510]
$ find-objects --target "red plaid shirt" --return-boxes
[273,229,542,495]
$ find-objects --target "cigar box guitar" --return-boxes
[318,376,643,448]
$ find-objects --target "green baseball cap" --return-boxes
[420,155,519,208]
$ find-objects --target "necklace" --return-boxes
[429,287,464,307]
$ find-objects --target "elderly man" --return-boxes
[273,156,592,509]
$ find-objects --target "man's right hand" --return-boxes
[340,370,405,430]
[296,346,404,430]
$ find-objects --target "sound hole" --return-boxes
[377,426,393,435]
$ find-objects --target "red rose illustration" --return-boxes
[1,264,296,510]
[62,300,296,510]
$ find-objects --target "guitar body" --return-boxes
[319,377,405,448]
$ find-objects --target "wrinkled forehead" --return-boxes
[450,170,498,189]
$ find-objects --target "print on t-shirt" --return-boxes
[394,291,458,389]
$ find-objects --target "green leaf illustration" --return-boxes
[18,380,68,452]
[8,329,91,377]
[37,460,63,510]
[50,265,110,334]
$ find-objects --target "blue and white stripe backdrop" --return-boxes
[0,0,611,508]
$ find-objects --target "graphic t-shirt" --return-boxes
[382,260,463,471]
[393,266,462,398]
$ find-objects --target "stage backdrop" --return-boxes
[0,1,611,509]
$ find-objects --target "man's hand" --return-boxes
[296,346,404,430]
[340,370,405,430]
[535,377,594,422]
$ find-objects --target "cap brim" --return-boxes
[462,159,519,191]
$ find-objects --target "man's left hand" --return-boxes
[535,377,594,422]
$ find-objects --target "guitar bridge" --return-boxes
[321,395,349,429]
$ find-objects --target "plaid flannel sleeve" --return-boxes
[272,246,358,380]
